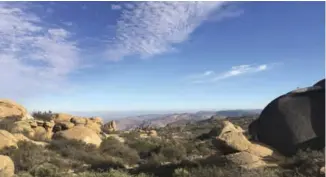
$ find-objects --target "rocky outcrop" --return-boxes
[33,126,52,142]
[85,121,101,134]
[0,130,48,151]
[89,117,103,125]
[50,114,103,135]
[9,120,35,138]
[213,121,288,169]
[102,120,117,133]
[6,119,54,142]
[70,117,87,125]
[249,79,325,156]
[224,151,278,169]
[138,129,158,139]
[50,113,74,124]
[0,100,33,132]
[53,121,75,133]
[0,99,31,121]
[0,155,14,177]
[53,126,102,147]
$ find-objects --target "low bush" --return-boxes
[30,163,60,177]
[100,137,140,165]
[32,111,54,122]
[48,139,125,171]
[77,169,153,177]
[0,141,59,172]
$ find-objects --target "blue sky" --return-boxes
[0,2,324,113]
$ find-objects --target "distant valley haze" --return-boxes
[68,109,262,121]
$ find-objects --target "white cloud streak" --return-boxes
[0,2,80,100]
[106,2,239,61]
[111,4,122,10]
[189,64,269,84]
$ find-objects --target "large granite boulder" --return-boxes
[0,155,14,177]
[50,113,73,124]
[85,121,101,134]
[0,100,33,131]
[0,130,18,150]
[53,126,102,147]
[0,99,30,120]
[249,79,325,156]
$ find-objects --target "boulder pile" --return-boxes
[102,120,117,133]
[0,99,118,148]
[8,119,54,142]
[213,121,289,169]
[52,113,104,134]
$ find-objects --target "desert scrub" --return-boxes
[77,169,153,177]
[288,149,325,177]
[100,137,140,165]
[0,141,64,172]
[172,168,190,177]
[29,163,60,177]
[126,138,161,159]
[172,165,283,177]
[48,139,125,171]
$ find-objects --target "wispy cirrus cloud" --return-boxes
[0,2,80,100]
[189,64,270,84]
[105,2,242,61]
[187,70,215,80]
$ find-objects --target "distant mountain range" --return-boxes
[114,109,262,130]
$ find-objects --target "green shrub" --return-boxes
[77,169,152,177]
[173,168,190,177]
[289,149,325,177]
[0,141,56,172]
[127,139,158,152]
[100,137,140,165]
[49,139,124,171]
[30,163,60,177]
[32,111,54,121]
[126,138,160,159]
[121,131,140,140]
[15,172,33,177]
[0,141,81,174]
[171,165,280,177]
[160,145,187,162]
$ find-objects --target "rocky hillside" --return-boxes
[115,110,261,130]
